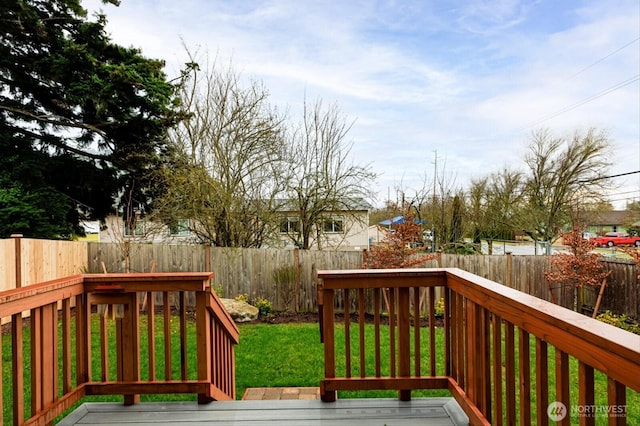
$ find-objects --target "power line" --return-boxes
[568,37,640,79]
[577,170,640,183]
[520,74,640,131]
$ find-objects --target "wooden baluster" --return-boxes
[505,322,516,424]
[455,294,465,389]
[180,291,188,380]
[413,287,421,377]
[492,313,503,426]
[13,312,24,425]
[555,349,571,426]
[62,299,72,393]
[344,288,351,378]
[358,288,366,378]
[519,328,531,425]
[466,301,478,403]
[607,378,626,426]
[76,293,91,385]
[428,286,436,376]
[374,288,382,377]
[100,314,109,382]
[211,320,218,390]
[480,307,491,422]
[147,291,156,381]
[163,291,172,380]
[536,338,549,426]
[578,361,595,426]
[444,287,451,377]
[389,288,396,377]
[31,307,43,415]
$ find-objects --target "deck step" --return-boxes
[242,386,321,400]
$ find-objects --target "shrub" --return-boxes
[434,298,445,318]
[596,310,640,334]
[212,284,224,297]
[272,265,297,312]
[254,296,273,317]
[235,293,249,303]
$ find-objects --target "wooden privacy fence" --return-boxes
[1,238,638,318]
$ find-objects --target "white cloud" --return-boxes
[84,0,640,208]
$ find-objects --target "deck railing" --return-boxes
[0,273,239,426]
[318,268,640,425]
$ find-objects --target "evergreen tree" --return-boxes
[0,0,182,238]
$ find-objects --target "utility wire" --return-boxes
[568,37,640,79]
[577,170,640,183]
[519,74,640,131]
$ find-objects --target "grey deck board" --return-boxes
[58,398,469,425]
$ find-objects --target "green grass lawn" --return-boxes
[2,317,639,425]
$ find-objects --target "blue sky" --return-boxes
[85,0,640,208]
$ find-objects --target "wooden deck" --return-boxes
[58,398,469,425]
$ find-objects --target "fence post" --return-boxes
[506,252,512,288]
[11,234,23,289]
[9,234,25,424]
[204,244,211,272]
[294,248,300,312]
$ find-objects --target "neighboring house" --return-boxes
[99,214,195,244]
[368,224,390,247]
[583,210,640,235]
[277,199,373,251]
[99,198,373,250]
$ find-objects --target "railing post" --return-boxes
[320,286,336,402]
[397,287,411,401]
[120,292,140,405]
[196,291,213,403]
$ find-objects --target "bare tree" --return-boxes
[516,128,612,250]
[282,99,376,250]
[153,50,287,247]
[467,168,524,254]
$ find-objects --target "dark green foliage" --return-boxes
[0,0,182,238]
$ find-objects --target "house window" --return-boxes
[280,217,300,234]
[323,217,344,234]
[124,220,145,237]
[169,219,190,236]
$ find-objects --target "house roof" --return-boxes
[275,198,373,212]
[583,210,637,226]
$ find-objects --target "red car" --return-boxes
[593,231,640,247]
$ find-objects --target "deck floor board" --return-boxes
[58,398,469,425]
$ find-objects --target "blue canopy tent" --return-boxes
[379,216,427,226]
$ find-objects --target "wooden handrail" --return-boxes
[0,273,238,426]
[317,268,640,425]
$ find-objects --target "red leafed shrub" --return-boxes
[366,211,436,269]
[545,227,610,291]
